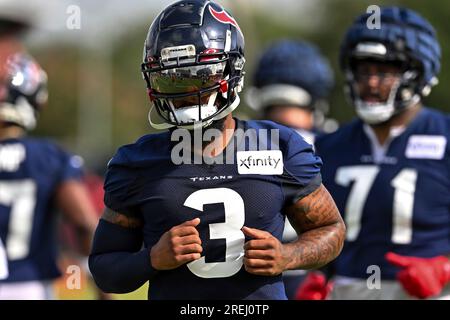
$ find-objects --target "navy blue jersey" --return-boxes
[104,118,322,299]
[315,107,450,280]
[0,137,83,282]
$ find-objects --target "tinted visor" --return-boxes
[149,61,226,94]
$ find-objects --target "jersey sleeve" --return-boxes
[45,142,84,183]
[59,153,84,182]
[103,147,141,217]
[279,130,323,206]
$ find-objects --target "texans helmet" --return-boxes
[340,6,441,124]
[141,0,245,130]
[0,52,48,130]
[248,39,334,111]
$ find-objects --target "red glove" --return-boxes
[385,252,450,299]
[295,271,333,300]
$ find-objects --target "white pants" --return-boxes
[331,276,450,300]
[0,281,54,300]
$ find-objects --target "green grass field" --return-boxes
[54,276,149,300]
[54,256,148,300]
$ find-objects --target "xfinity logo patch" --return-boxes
[405,135,447,160]
[237,150,283,175]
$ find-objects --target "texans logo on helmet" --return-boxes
[209,6,242,35]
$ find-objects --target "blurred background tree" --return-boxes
[10,0,448,172]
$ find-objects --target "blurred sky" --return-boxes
[1,0,317,47]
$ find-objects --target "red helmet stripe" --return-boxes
[209,6,242,36]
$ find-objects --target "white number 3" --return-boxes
[184,188,245,278]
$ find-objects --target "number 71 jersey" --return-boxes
[315,108,450,280]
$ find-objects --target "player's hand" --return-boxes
[295,271,333,300]
[242,226,289,276]
[150,218,202,270]
[385,252,450,299]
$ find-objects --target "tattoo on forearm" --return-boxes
[286,185,345,270]
[102,208,143,228]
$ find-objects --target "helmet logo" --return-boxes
[209,6,242,36]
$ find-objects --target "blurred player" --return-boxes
[0,48,98,299]
[89,0,345,300]
[308,7,450,299]
[246,39,335,299]
[247,39,335,145]
[56,170,111,300]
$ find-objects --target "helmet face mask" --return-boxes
[346,55,420,125]
[142,0,245,130]
[340,7,441,125]
[350,72,402,125]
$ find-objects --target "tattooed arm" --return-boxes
[243,184,345,275]
[101,207,144,228]
[283,184,345,270]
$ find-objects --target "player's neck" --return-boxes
[202,114,235,157]
[369,102,422,145]
[0,125,26,141]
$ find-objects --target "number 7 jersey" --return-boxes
[315,107,450,280]
[0,137,83,283]
[103,118,322,299]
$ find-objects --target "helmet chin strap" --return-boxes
[355,100,395,125]
[212,94,240,121]
[148,90,241,130]
[148,107,173,130]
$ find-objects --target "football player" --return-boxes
[89,0,345,300]
[0,48,98,298]
[247,39,335,145]
[307,7,450,299]
[246,39,335,299]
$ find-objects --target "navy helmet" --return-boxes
[248,39,334,111]
[141,0,245,130]
[340,6,441,124]
[0,52,48,130]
